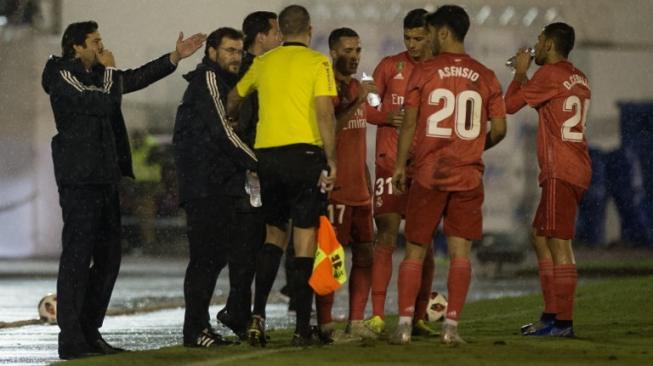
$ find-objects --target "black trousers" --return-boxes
[182,195,263,341]
[56,184,122,351]
[224,202,264,329]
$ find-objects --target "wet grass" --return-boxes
[56,276,653,366]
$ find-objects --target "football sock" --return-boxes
[445,258,471,322]
[293,257,315,338]
[316,292,334,325]
[349,245,372,321]
[538,259,557,315]
[253,243,283,318]
[371,244,394,318]
[397,259,423,318]
[541,312,556,323]
[553,264,577,322]
[414,246,435,321]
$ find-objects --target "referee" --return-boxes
[227,4,337,347]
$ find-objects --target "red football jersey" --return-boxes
[505,61,592,189]
[366,51,418,172]
[331,78,371,206]
[404,52,506,191]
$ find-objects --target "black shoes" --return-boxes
[59,337,126,359]
[184,328,235,348]
[58,345,100,360]
[217,308,247,340]
[89,337,128,355]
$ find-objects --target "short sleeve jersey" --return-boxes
[331,78,370,206]
[510,61,592,189]
[367,51,417,171]
[404,52,506,191]
[236,44,337,149]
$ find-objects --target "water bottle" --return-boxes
[506,48,535,69]
[245,171,262,207]
[361,72,381,107]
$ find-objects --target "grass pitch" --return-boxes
[56,276,653,366]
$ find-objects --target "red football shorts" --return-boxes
[405,182,484,245]
[373,164,408,217]
[327,200,374,245]
[532,179,586,240]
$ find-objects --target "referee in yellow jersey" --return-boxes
[227,4,337,347]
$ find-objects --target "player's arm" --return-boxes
[486,78,508,150]
[504,48,532,114]
[227,59,257,120]
[365,58,397,126]
[485,116,507,150]
[392,106,417,194]
[316,95,337,190]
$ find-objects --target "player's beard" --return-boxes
[335,56,357,77]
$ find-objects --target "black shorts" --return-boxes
[256,144,327,229]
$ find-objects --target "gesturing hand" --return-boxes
[170,32,207,65]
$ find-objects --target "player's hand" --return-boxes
[392,166,407,194]
[387,109,405,128]
[513,47,532,75]
[170,32,207,64]
[98,49,116,68]
[318,161,337,192]
[360,80,377,95]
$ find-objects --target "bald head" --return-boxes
[279,5,310,36]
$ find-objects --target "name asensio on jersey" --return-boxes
[438,66,480,82]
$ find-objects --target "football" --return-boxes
[426,291,448,322]
[38,293,57,325]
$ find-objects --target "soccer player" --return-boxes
[364,8,438,338]
[315,27,376,341]
[391,5,507,345]
[505,23,591,338]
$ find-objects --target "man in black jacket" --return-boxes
[173,27,259,347]
[41,21,205,360]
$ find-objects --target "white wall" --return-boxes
[2,0,653,257]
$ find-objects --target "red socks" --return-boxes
[371,245,394,318]
[414,246,435,321]
[538,259,557,314]
[348,247,372,321]
[397,259,423,318]
[445,258,471,322]
[553,264,577,321]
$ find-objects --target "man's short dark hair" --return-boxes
[425,5,470,42]
[328,27,359,50]
[278,5,310,36]
[543,22,575,58]
[204,27,243,57]
[61,21,98,59]
[404,8,427,29]
[242,11,277,50]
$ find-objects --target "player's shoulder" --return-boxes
[379,51,409,67]
[465,55,499,79]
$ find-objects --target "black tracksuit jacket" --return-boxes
[41,54,177,186]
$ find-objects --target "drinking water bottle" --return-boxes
[361,72,381,107]
[506,48,535,69]
[245,171,262,207]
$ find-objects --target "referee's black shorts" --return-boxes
[256,143,327,229]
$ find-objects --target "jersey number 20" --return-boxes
[426,88,482,140]
[561,96,590,142]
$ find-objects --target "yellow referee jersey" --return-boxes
[236,43,337,149]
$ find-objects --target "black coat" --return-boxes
[173,57,257,205]
[42,54,177,186]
